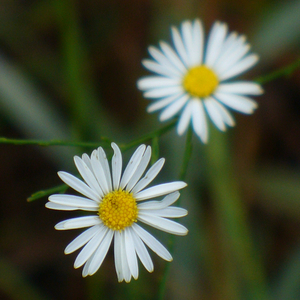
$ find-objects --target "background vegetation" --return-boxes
[0,0,300,299]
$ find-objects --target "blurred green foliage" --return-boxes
[0,0,300,300]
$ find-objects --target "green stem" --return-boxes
[0,119,177,150]
[0,137,111,148]
[157,126,193,300]
[255,57,300,84]
[121,119,178,151]
[204,126,268,300]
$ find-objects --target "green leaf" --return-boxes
[27,184,68,202]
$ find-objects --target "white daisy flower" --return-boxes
[46,143,188,282]
[137,19,263,143]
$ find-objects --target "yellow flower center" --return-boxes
[99,190,138,231]
[183,65,219,98]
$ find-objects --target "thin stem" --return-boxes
[0,137,111,148]
[255,57,300,84]
[121,119,178,152]
[157,126,193,300]
[0,119,177,150]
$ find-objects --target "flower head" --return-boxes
[137,19,263,143]
[46,143,188,282]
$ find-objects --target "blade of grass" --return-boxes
[205,126,268,300]
[151,136,159,165]
[53,0,105,141]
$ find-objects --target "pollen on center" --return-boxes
[183,65,219,98]
[99,190,138,231]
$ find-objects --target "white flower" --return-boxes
[137,19,263,143]
[46,143,188,282]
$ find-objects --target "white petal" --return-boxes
[137,76,181,90]
[217,82,263,95]
[140,207,188,218]
[219,54,259,81]
[125,228,139,280]
[97,147,112,192]
[171,26,189,67]
[81,153,93,172]
[209,98,235,126]
[148,46,182,76]
[214,33,245,68]
[131,158,165,194]
[132,224,172,261]
[114,231,124,282]
[147,93,184,113]
[181,20,195,67]
[136,181,187,201]
[191,19,204,65]
[138,213,188,236]
[126,146,151,192]
[220,32,242,54]
[82,251,95,277]
[46,202,82,211]
[74,226,109,268]
[87,229,114,276]
[191,100,208,143]
[130,228,154,272]
[74,156,103,198]
[65,225,101,254]
[142,59,180,78]
[120,144,146,190]
[215,92,258,114]
[205,22,228,67]
[55,216,101,230]
[91,150,110,195]
[159,94,189,121]
[177,100,193,135]
[204,97,227,131]
[48,194,99,209]
[138,192,180,210]
[216,43,250,76]
[144,86,184,99]
[160,41,187,73]
[111,143,122,190]
[120,231,132,282]
[58,171,100,202]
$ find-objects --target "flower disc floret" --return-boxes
[99,190,138,231]
[183,65,219,98]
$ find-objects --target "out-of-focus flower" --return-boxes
[138,19,263,142]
